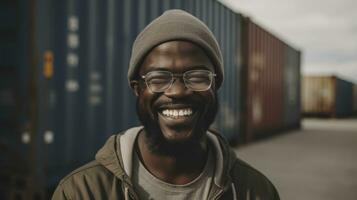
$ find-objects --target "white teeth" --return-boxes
[179,110,183,116]
[161,108,193,118]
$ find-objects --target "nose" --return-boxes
[164,78,192,98]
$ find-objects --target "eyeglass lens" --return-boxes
[144,70,213,92]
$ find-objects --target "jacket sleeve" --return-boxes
[51,184,70,200]
[231,158,280,200]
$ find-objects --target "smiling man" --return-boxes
[52,10,279,200]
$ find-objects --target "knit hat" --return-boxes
[127,9,224,89]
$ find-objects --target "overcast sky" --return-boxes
[219,0,357,84]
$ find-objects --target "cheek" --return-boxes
[139,90,159,117]
[202,90,216,105]
[201,91,218,123]
[200,90,218,120]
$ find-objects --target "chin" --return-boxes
[159,125,196,143]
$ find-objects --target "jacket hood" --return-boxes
[95,126,236,189]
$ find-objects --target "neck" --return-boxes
[136,130,209,184]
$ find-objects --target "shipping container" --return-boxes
[205,2,242,144]
[335,78,354,117]
[241,18,285,142]
[283,45,301,129]
[302,75,354,117]
[353,84,357,114]
[302,76,335,116]
[0,0,46,199]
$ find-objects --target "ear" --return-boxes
[130,80,140,96]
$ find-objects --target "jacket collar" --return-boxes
[95,126,235,190]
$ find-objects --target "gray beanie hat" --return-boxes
[128,9,224,89]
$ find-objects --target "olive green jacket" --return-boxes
[52,127,279,200]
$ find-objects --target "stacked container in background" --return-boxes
[302,75,354,117]
[353,84,357,115]
[335,78,354,117]
[240,18,301,143]
[202,2,242,144]
[0,0,47,198]
[302,76,335,116]
[283,45,301,130]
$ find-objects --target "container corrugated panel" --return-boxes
[0,71,18,145]
[220,8,241,143]
[353,84,357,114]
[0,1,18,141]
[0,0,18,67]
[32,0,59,186]
[0,8,18,147]
[302,76,336,116]
[42,0,142,185]
[0,1,33,197]
[0,0,22,153]
[0,69,20,178]
[189,1,241,143]
[283,44,301,129]
[335,78,353,116]
[242,18,284,142]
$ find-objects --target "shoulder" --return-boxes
[230,157,280,200]
[207,129,280,199]
[60,160,112,184]
[52,161,123,200]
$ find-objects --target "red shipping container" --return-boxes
[241,18,285,142]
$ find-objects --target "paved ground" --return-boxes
[234,118,357,200]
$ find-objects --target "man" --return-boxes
[52,10,279,200]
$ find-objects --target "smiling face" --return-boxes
[132,41,218,154]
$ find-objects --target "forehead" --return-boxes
[139,41,214,74]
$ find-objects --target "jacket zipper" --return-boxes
[210,188,224,200]
[211,184,238,200]
[121,178,139,200]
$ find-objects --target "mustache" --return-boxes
[153,99,201,110]
[153,95,202,107]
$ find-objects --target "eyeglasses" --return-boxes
[141,70,216,93]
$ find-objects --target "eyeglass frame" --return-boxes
[140,69,217,93]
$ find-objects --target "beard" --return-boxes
[136,93,219,156]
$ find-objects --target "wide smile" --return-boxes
[157,105,198,126]
[161,108,193,119]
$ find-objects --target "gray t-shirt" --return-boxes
[132,149,215,200]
